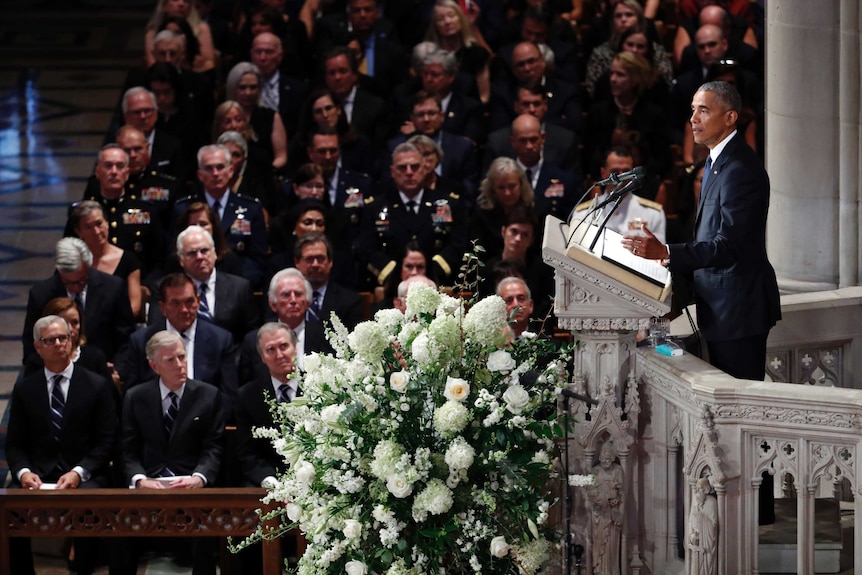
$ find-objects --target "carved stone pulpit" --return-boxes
[542,216,670,575]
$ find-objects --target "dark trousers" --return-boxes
[110,537,217,575]
[706,332,769,380]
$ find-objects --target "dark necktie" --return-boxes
[50,374,65,440]
[74,292,85,313]
[278,383,292,403]
[525,168,533,185]
[406,200,417,215]
[164,391,178,437]
[701,155,713,194]
[308,290,322,323]
[198,282,213,321]
[212,198,222,220]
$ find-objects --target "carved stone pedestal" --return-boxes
[543,217,669,575]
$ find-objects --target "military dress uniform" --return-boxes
[173,189,268,288]
[124,169,180,230]
[358,182,467,286]
[570,192,667,243]
[71,186,165,282]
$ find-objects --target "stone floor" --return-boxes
[0,1,205,572]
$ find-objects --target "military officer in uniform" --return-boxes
[359,143,467,287]
[71,144,165,285]
[173,144,267,289]
[570,146,666,243]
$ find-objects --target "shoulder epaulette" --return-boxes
[575,200,592,211]
[636,197,663,211]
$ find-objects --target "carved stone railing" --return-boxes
[0,487,295,575]
[636,347,862,575]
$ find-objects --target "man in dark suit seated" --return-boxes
[484,85,580,175]
[240,268,333,384]
[121,87,188,181]
[251,32,306,137]
[235,322,300,571]
[22,237,134,363]
[294,232,362,329]
[6,315,118,575]
[115,330,226,575]
[488,41,584,135]
[322,46,389,145]
[168,224,258,342]
[625,81,780,380]
[118,273,238,416]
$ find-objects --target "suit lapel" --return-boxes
[694,136,736,227]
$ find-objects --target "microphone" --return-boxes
[559,388,598,405]
[594,165,646,187]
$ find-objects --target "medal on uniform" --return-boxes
[545,180,564,198]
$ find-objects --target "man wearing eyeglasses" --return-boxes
[173,144,268,288]
[156,225,258,343]
[293,232,362,330]
[7,315,118,574]
[121,87,186,180]
[22,237,134,364]
[359,142,466,287]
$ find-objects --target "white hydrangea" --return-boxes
[348,321,390,362]
[412,478,453,522]
[404,282,440,319]
[433,400,470,437]
[370,440,403,480]
[374,307,405,334]
[462,296,508,346]
[411,332,438,366]
[435,293,463,318]
[512,538,550,575]
[445,436,475,472]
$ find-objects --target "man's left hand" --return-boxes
[168,476,205,489]
[55,470,81,489]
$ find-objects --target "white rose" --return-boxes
[487,350,516,372]
[343,519,362,539]
[490,536,510,558]
[345,560,368,575]
[444,376,470,402]
[295,461,316,485]
[285,502,301,522]
[502,384,530,414]
[390,371,410,393]
[386,474,413,498]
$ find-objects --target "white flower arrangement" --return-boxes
[242,282,572,575]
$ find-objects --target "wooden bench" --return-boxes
[0,487,300,575]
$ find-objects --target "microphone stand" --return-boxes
[588,178,642,252]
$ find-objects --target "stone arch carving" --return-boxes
[683,406,725,486]
[579,379,633,455]
[753,437,799,484]
[809,442,856,491]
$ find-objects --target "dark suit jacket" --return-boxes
[668,134,781,341]
[148,271,258,344]
[276,72,307,138]
[239,321,333,385]
[483,123,580,174]
[488,76,584,135]
[150,129,188,181]
[319,281,363,330]
[5,365,117,485]
[122,378,225,485]
[441,92,486,145]
[348,88,389,145]
[23,269,134,363]
[116,320,238,414]
[235,376,283,487]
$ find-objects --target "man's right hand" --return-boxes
[136,478,167,489]
[20,471,43,490]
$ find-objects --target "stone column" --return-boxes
[766,1,847,292]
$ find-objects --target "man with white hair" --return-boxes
[121,86,185,179]
[250,31,305,135]
[161,224,258,342]
[173,144,268,287]
[239,268,332,383]
[22,237,134,362]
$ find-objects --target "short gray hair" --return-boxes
[496,276,532,300]
[34,315,69,342]
[216,131,248,156]
[411,41,439,71]
[197,144,231,169]
[698,80,742,114]
[392,142,421,162]
[153,29,183,49]
[55,237,93,272]
[268,268,312,304]
[422,49,458,75]
[407,134,443,165]
[256,322,297,354]
[122,87,157,114]
[145,330,184,361]
[176,224,215,257]
[225,62,262,102]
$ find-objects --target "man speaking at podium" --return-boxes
[622,81,780,380]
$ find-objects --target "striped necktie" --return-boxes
[50,374,65,440]
[198,282,213,321]
[278,383,292,403]
[164,391,178,437]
